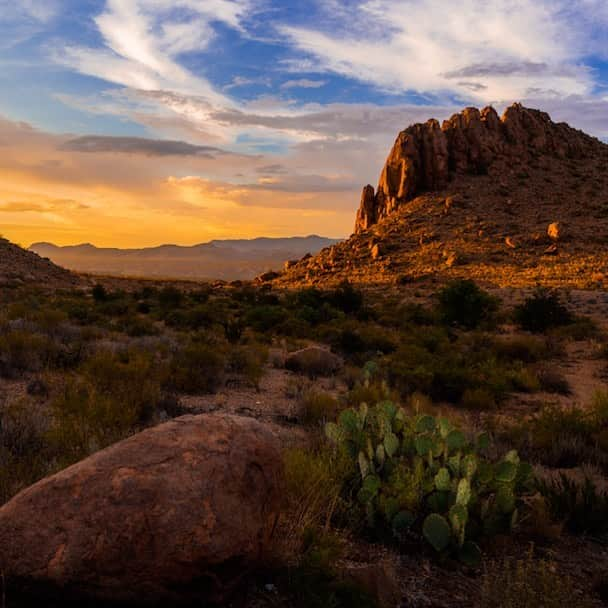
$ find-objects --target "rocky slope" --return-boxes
[279,104,608,288]
[0,237,80,288]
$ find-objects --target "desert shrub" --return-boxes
[492,335,549,363]
[325,403,533,563]
[478,550,595,608]
[245,305,288,333]
[514,288,573,333]
[223,318,244,344]
[331,280,363,314]
[436,280,499,329]
[461,388,496,410]
[49,350,163,463]
[167,342,225,394]
[158,286,183,310]
[282,447,353,543]
[300,391,340,426]
[327,323,397,362]
[0,399,50,504]
[537,473,608,536]
[284,529,377,608]
[537,368,571,395]
[91,284,107,302]
[0,329,58,377]
[507,402,608,470]
[227,344,268,389]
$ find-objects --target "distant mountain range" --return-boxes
[29,236,341,281]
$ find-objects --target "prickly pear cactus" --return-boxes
[325,401,532,564]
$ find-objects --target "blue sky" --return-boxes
[1,0,607,246]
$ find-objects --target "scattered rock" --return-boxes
[284,259,298,270]
[370,243,383,260]
[444,251,459,267]
[0,414,282,605]
[547,221,564,241]
[505,236,517,249]
[285,346,343,377]
[255,270,281,283]
[544,243,559,256]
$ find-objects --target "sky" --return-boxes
[1,0,607,248]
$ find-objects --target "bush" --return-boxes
[0,399,50,504]
[514,289,573,333]
[49,350,163,464]
[436,280,499,329]
[461,388,496,410]
[91,284,107,302]
[331,280,363,314]
[167,342,225,394]
[479,550,595,608]
[537,473,608,535]
[281,447,353,552]
[300,391,339,427]
[227,344,268,389]
[325,403,533,563]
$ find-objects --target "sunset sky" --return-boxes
[1,0,608,247]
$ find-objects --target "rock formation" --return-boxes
[0,413,282,604]
[355,103,599,233]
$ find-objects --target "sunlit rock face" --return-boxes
[354,103,596,233]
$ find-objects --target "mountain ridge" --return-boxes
[29,236,341,281]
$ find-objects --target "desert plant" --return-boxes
[167,342,225,394]
[300,391,340,426]
[436,280,499,329]
[325,402,532,563]
[514,288,573,333]
[537,473,608,536]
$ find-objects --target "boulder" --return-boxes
[0,414,282,605]
[285,346,342,377]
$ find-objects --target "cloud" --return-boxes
[278,0,602,102]
[0,199,89,213]
[280,79,327,89]
[61,135,227,157]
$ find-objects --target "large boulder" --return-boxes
[0,413,282,605]
[285,346,343,377]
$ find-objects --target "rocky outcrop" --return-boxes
[355,103,600,233]
[0,413,282,605]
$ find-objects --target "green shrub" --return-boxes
[325,403,532,563]
[48,350,163,464]
[281,447,354,548]
[167,342,225,394]
[245,305,288,333]
[0,399,50,504]
[331,280,363,314]
[227,344,268,389]
[436,280,499,329]
[537,473,608,536]
[300,391,339,426]
[91,284,107,302]
[479,550,595,608]
[461,388,496,410]
[514,289,573,333]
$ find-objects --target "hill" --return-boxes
[279,103,608,288]
[0,237,79,288]
[30,236,341,281]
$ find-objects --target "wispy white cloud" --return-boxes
[281,79,327,90]
[279,0,602,102]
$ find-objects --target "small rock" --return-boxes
[445,251,459,267]
[544,243,559,255]
[505,236,517,249]
[371,243,382,260]
[547,222,564,241]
